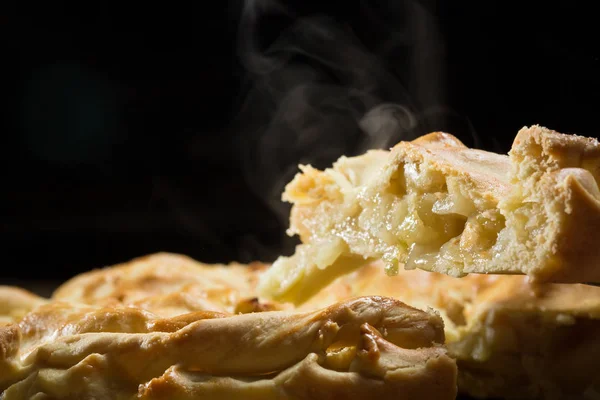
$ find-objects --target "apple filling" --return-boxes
[298,159,505,278]
[259,154,507,303]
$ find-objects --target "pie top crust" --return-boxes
[0,254,456,400]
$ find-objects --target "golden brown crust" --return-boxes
[0,254,456,400]
[52,252,277,316]
[0,286,47,324]
[136,348,457,400]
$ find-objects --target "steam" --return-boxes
[231,0,460,258]
[359,103,418,149]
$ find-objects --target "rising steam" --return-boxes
[231,0,462,258]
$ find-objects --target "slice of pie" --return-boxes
[258,125,600,304]
[0,255,456,400]
[298,260,600,399]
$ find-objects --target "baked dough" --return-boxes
[299,261,600,399]
[0,255,456,400]
[0,286,47,325]
[258,125,600,303]
[5,253,600,398]
[51,253,281,316]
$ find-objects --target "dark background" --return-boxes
[2,1,599,292]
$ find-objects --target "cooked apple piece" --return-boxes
[259,125,600,303]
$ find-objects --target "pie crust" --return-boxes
[0,254,456,400]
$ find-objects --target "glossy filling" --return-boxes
[307,161,505,276]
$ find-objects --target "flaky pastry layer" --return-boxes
[258,125,600,304]
[52,253,277,316]
[0,256,456,400]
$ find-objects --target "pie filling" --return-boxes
[260,157,510,303]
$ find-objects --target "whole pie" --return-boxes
[258,125,600,304]
[3,253,600,399]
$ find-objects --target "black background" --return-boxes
[2,1,599,289]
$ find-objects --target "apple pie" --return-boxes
[258,125,600,304]
[0,254,456,400]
